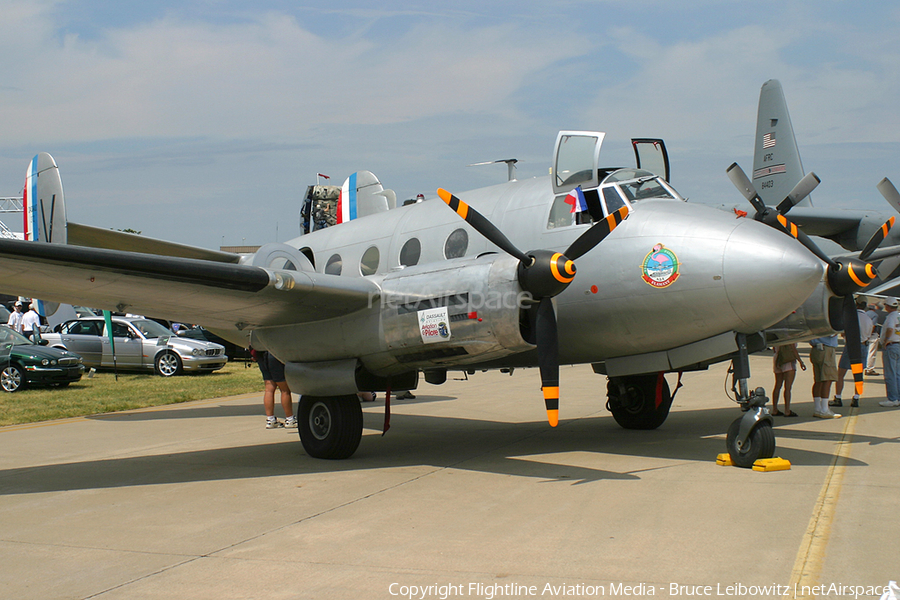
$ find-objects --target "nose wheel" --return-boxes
[727,334,776,468]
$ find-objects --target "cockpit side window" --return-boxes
[547,195,577,229]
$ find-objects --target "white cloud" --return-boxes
[0,8,590,144]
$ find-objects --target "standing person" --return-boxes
[251,348,296,428]
[879,297,900,408]
[772,343,805,417]
[831,298,875,408]
[809,333,841,418]
[6,301,23,333]
[20,302,41,341]
[865,302,882,375]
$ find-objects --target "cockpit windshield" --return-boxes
[602,169,677,203]
[547,168,682,229]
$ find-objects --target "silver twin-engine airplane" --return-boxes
[0,132,889,466]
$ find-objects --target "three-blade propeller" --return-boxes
[438,188,628,426]
[727,164,895,395]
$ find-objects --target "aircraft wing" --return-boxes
[67,222,242,263]
[781,207,866,238]
[0,239,379,334]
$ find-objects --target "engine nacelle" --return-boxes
[764,278,838,346]
[362,253,534,373]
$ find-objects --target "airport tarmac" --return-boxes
[1,354,898,600]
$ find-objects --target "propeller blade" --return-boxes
[842,295,865,396]
[860,217,896,261]
[535,297,560,427]
[765,212,838,269]
[564,206,629,260]
[877,178,900,214]
[775,172,820,215]
[437,189,530,263]
[726,163,766,214]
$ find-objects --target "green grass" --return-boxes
[0,361,263,426]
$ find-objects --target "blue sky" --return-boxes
[2,0,899,249]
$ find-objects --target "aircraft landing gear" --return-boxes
[298,395,363,459]
[727,333,775,468]
[606,373,673,430]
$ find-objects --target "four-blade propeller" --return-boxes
[438,188,628,426]
[727,163,895,395]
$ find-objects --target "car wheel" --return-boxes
[154,351,183,377]
[1,364,25,393]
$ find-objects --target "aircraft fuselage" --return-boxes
[252,175,824,377]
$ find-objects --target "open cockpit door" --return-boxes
[552,131,605,195]
[631,138,670,182]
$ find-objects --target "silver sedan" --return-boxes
[43,316,227,376]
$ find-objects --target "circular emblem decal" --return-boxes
[641,244,680,288]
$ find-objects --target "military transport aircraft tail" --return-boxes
[747,80,900,257]
[752,79,809,207]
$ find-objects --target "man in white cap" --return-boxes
[879,297,900,407]
[6,301,23,333]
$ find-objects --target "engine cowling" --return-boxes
[764,279,838,346]
[363,253,535,373]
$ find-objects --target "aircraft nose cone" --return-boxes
[723,219,824,331]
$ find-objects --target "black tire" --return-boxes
[298,395,363,459]
[154,351,183,377]
[1,364,25,393]
[726,418,775,468]
[606,374,673,430]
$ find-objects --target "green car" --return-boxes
[0,325,85,392]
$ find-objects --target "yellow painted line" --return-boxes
[0,392,261,433]
[782,410,857,600]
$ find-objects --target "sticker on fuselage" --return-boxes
[418,306,452,344]
[641,244,680,288]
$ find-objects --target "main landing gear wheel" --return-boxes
[726,418,775,468]
[298,395,363,459]
[606,374,673,430]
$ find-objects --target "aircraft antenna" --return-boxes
[468,159,518,182]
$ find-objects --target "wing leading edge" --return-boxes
[0,238,380,335]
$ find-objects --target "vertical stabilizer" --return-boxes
[24,152,68,244]
[752,80,810,206]
[23,152,67,317]
[337,171,392,223]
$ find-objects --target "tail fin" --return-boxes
[752,79,810,207]
[24,152,68,244]
[337,171,394,224]
[23,152,68,318]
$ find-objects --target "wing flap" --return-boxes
[0,239,380,334]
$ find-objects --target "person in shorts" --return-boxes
[772,343,805,417]
[252,348,296,429]
[809,334,840,418]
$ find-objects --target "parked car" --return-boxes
[177,327,251,361]
[44,316,227,377]
[0,325,84,392]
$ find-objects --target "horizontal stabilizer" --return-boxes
[67,222,241,263]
